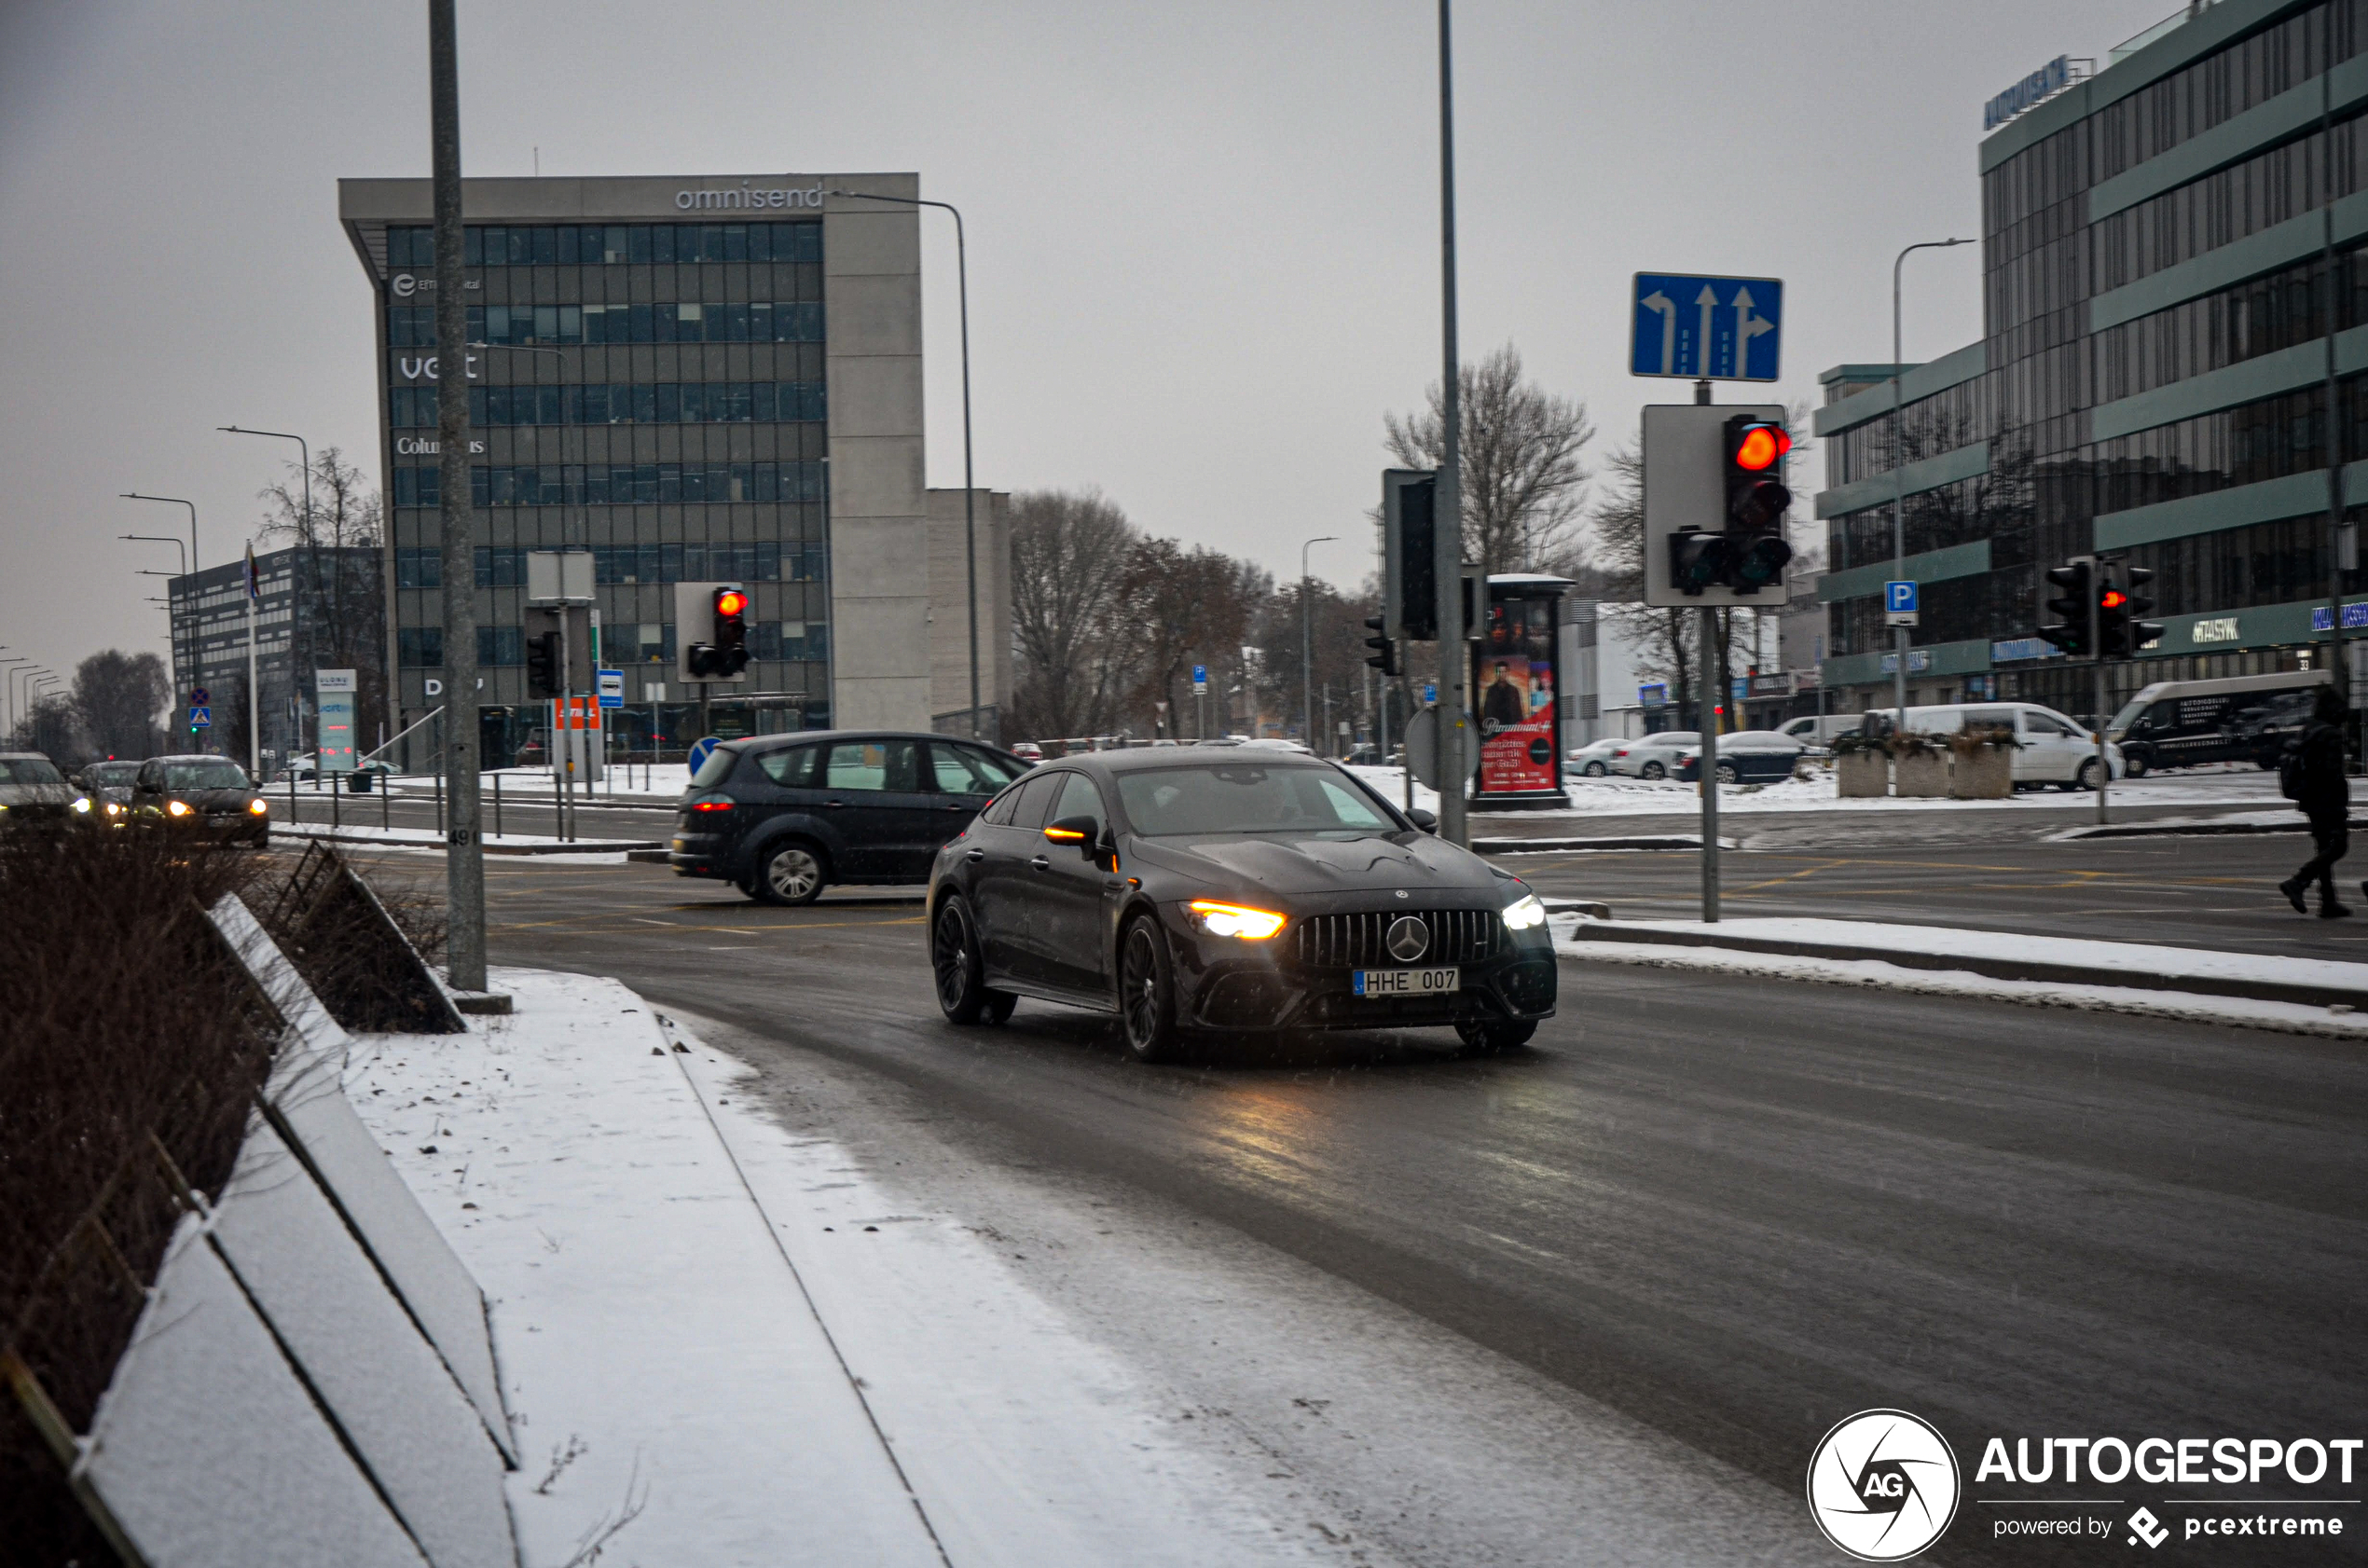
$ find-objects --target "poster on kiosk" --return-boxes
[1471,575,1572,808]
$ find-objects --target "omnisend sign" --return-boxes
[1986,55,2072,131]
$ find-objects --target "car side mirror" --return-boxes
[1407,807,1438,833]
[1045,814,1101,860]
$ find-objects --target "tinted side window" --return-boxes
[980,785,1024,826]
[929,741,1018,794]
[756,745,819,787]
[1052,771,1107,828]
[824,738,922,792]
[954,743,1025,790]
[1006,772,1066,830]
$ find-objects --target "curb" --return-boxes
[1475,835,1715,854]
[2054,816,2368,840]
[275,826,661,856]
[625,847,671,863]
[1558,920,2368,1011]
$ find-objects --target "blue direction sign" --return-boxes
[1631,272,1783,381]
[1191,663,1207,695]
[188,705,212,727]
[686,736,720,774]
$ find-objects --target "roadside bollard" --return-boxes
[494,772,503,841]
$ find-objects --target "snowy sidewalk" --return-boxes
[346,968,1348,1567]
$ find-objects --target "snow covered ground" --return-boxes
[1345,762,2288,824]
[345,968,1824,1566]
[1551,914,2368,1039]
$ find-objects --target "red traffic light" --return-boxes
[713,588,749,618]
[1733,423,1790,472]
[2100,589,2128,609]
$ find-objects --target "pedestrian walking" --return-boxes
[2278,683,2352,917]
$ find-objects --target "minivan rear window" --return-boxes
[756,745,819,787]
[690,746,739,789]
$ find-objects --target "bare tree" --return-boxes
[70,651,170,760]
[256,447,389,742]
[1008,488,1139,740]
[1385,343,1595,578]
[1113,538,1261,738]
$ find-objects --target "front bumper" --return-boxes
[1161,901,1557,1033]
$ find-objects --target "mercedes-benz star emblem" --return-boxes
[1385,915,1430,963]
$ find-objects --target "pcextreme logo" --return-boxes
[1807,1410,1962,1561]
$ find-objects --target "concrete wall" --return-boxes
[926,488,1012,738]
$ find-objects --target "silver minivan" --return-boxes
[1866,704,2125,790]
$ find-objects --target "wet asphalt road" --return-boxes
[342,848,2368,1564]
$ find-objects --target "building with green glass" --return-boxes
[1816,0,2368,715]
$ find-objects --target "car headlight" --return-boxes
[1189,900,1287,941]
[167,799,192,818]
[1502,892,1548,930]
[104,802,124,817]
[71,796,91,814]
[248,799,268,816]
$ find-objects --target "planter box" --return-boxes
[1950,746,2013,799]
[1893,750,1949,798]
[1837,750,1890,797]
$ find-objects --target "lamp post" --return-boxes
[829,186,984,738]
[1888,239,1971,729]
[219,426,310,538]
[1301,535,1338,754]
[9,666,48,734]
[0,659,28,736]
[121,493,199,572]
[124,536,192,708]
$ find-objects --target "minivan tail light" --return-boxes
[690,797,735,812]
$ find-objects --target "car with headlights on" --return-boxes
[925,747,1557,1061]
[0,752,85,833]
[73,760,143,826]
[130,754,269,845]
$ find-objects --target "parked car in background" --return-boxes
[1867,704,2125,790]
[130,755,269,845]
[671,730,1033,903]
[1565,737,1626,777]
[1675,731,1809,784]
[1009,741,1045,763]
[280,757,396,786]
[1604,732,1700,779]
[74,759,143,825]
[0,752,84,832]
[2104,669,2333,776]
[1774,714,1864,747]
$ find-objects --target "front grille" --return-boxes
[1294,908,1499,968]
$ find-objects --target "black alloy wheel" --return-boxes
[1455,1015,1538,1053]
[2123,753,2149,778]
[750,841,827,905]
[933,897,993,1024]
[1640,761,1667,780]
[1119,915,1181,1063]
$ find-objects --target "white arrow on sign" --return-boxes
[1695,284,1718,378]
[1732,285,1774,378]
[1641,290,1677,374]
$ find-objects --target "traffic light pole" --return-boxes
[557,613,573,845]
[1433,0,1467,848]
[1700,605,1720,922]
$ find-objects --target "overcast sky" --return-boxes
[0,0,2175,696]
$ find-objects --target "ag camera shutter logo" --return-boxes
[1807,1410,1961,1561]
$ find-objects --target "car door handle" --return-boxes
[944,802,971,811]
[822,799,846,807]
[965,848,985,862]
[1030,855,1051,871]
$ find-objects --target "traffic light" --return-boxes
[1668,529,1733,596]
[711,585,750,676]
[1362,613,1399,677]
[525,630,561,697]
[2040,556,2094,658]
[2100,563,2162,656]
[1715,416,1795,595]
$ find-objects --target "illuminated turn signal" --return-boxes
[1190,900,1286,941]
[1042,824,1087,843]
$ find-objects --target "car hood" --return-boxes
[171,788,260,809]
[1127,830,1499,899]
[0,782,76,807]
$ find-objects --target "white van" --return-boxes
[1774,714,1865,746]
[1862,703,2126,790]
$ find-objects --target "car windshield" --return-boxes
[1116,763,1397,838]
[162,761,250,791]
[2106,699,2151,736]
[86,763,140,786]
[0,758,65,787]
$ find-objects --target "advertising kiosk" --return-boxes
[1471,573,1572,810]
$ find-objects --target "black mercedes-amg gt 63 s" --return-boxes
[926,747,1557,1061]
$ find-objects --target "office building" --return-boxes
[338,173,985,759]
[168,546,385,767]
[1815,0,2368,716]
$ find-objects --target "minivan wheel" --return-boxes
[1119,915,1183,1063]
[750,842,826,905]
[2074,758,2103,791]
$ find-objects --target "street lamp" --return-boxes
[0,659,28,736]
[1888,238,1971,728]
[219,426,310,540]
[9,666,47,730]
[123,535,194,717]
[1301,535,1339,754]
[829,186,984,738]
[121,493,199,572]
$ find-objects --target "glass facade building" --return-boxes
[1815,0,2368,715]
[339,174,931,760]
